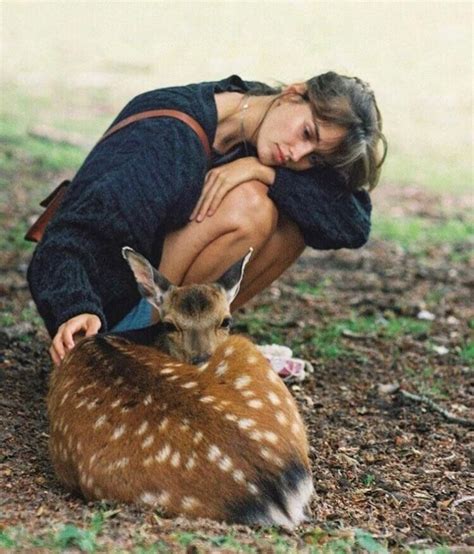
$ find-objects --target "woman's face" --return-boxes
[255,93,347,171]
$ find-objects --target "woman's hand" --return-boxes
[50,313,102,366]
[190,157,276,222]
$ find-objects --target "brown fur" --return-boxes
[47,334,311,522]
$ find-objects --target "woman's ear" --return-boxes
[281,82,308,98]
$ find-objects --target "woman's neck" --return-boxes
[213,92,274,154]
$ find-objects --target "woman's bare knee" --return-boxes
[221,180,278,237]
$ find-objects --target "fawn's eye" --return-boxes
[220,317,232,329]
[162,321,178,333]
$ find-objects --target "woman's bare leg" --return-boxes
[159,180,304,310]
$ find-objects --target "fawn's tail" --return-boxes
[225,461,313,529]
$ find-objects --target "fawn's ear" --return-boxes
[122,247,172,312]
[216,248,253,305]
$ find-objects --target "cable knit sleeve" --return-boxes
[267,165,372,250]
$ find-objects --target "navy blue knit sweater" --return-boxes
[27,75,371,336]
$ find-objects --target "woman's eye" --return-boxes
[303,127,311,140]
[220,317,232,329]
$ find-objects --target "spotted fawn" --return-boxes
[47,247,313,528]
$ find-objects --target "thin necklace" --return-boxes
[240,94,250,156]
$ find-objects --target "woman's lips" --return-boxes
[274,144,285,165]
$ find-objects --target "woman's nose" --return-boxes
[290,142,315,163]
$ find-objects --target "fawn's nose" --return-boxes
[192,353,210,366]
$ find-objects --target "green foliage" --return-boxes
[54,523,99,552]
[354,529,388,553]
[295,278,330,297]
[460,341,474,366]
[0,531,17,548]
[361,473,376,486]
[311,316,431,360]
[372,215,473,252]
[0,220,34,252]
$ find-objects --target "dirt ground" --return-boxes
[0,186,473,552]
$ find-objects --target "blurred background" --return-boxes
[2,0,472,193]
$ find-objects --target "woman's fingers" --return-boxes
[49,314,101,366]
[190,170,215,219]
[49,343,61,366]
[85,317,102,337]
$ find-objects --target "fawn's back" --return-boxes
[48,333,312,527]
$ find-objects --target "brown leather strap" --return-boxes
[25,109,212,243]
[99,109,211,159]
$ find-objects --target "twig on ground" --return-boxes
[399,389,474,428]
[451,496,474,509]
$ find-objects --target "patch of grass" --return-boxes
[303,527,388,553]
[311,315,431,361]
[383,317,430,338]
[0,116,86,175]
[460,341,474,366]
[0,219,35,252]
[383,150,472,194]
[0,510,114,552]
[372,215,473,252]
[361,473,376,486]
[295,278,330,297]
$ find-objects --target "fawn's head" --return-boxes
[122,247,252,365]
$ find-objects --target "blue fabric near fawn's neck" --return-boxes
[27,75,372,337]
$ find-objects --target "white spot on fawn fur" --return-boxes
[207,445,221,462]
[143,456,153,467]
[181,381,197,389]
[200,396,215,403]
[224,346,235,357]
[232,469,245,484]
[140,492,158,505]
[160,368,174,375]
[238,418,256,430]
[111,424,126,440]
[185,454,196,470]
[276,411,288,425]
[110,399,121,409]
[247,399,263,409]
[263,431,278,444]
[268,391,281,406]
[247,355,258,364]
[248,483,259,495]
[155,444,171,463]
[170,451,181,467]
[158,491,170,504]
[181,496,200,510]
[218,456,233,472]
[94,415,107,429]
[241,390,255,398]
[267,368,279,383]
[291,422,300,435]
[143,394,152,406]
[193,431,203,444]
[142,435,155,449]
[158,418,169,432]
[249,430,262,441]
[225,413,237,422]
[234,375,251,390]
[215,361,228,376]
[136,421,149,435]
